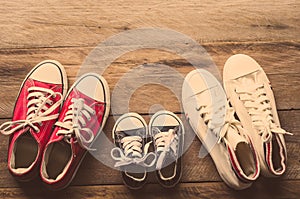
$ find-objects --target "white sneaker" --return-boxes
[223,54,292,177]
[182,69,259,190]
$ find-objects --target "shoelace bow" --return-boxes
[0,87,63,135]
[111,134,156,168]
[153,127,179,170]
[218,106,246,145]
[196,99,245,145]
[55,98,96,151]
[236,84,292,142]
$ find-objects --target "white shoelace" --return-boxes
[218,107,246,144]
[0,87,63,135]
[236,84,292,142]
[196,98,226,134]
[55,98,96,150]
[153,127,179,170]
[111,135,156,168]
[196,98,246,145]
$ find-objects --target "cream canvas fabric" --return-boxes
[223,54,292,177]
[182,69,259,190]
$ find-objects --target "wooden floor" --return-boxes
[0,1,299,198]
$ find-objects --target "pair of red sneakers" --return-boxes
[0,60,110,190]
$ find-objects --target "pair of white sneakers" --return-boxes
[182,54,292,190]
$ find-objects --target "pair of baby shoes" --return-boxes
[111,111,184,189]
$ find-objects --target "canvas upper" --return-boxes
[149,110,184,188]
[223,54,292,177]
[0,60,67,181]
[182,69,260,190]
[40,73,110,190]
[111,113,156,190]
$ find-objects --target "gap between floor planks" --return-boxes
[0,179,299,199]
[0,110,298,188]
[0,42,299,118]
[0,1,299,49]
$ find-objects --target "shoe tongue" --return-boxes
[225,127,248,150]
[115,131,126,140]
[238,75,258,92]
[29,78,56,89]
[190,82,217,106]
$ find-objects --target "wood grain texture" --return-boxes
[0,42,299,118]
[0,0,299,198]
[0,180,299,199]
[0,1,299,49]
[0,110,298,188]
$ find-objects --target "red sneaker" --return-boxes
[40,73,110,190]
[0,60,67,181]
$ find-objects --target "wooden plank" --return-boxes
[0,1,299,49]
[0,42,299,77]
[0,180,299,199]
[0,110,298,188]
[0,0,298,197]
[0,72,298,118]
[0,42,299,118]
